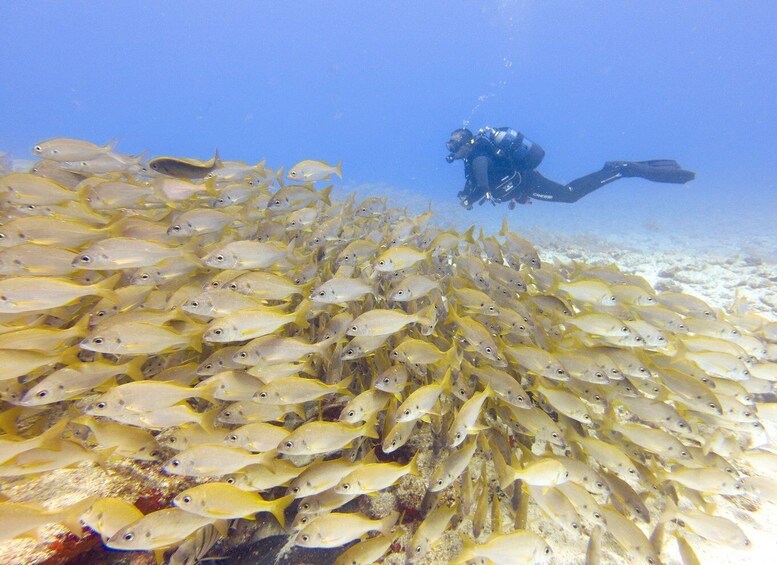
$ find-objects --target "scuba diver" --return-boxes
[446,127,695,209]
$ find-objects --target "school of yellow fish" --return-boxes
[0,137,776,564]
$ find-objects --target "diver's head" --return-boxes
[446,128,474,162]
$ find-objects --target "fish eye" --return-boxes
[228,434,238,442]
[485,347,492,353]
[709,403,717,409]
[557,369,565,375]
[545,548,551,555]
[341,483,350,490]
[455,432,462,440]
[96,402,106,409]
[168,437,177,443]
[378,261,385,266]
[318,291,325,296]
[350,325,358,332]
[140,273,150,280]
[621,326,628,332]
[171,226,181,232]
[182,496,191,504]
[596,481,603,488]
[301,534,309,542]
[259,392,267,398]
[594,512,601,519]
[274,199,282,206]
[239,352,247,359]
[226,477,235,484]
[347,410,355,417]
[383,378,390,384]
[37,390,48,398]
[172,460,180,467]
[285,441,294,449]
[552,433,559,439]
[572,522,578,529]
[79,255,91,263]
[123,532,134,541]
[215,255,224,262]
[436,479,443,486]
[190,301,199,307]
[213,328,223,335]
[403,409,411,416]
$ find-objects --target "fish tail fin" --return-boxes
[362,411,381,440]
[213,149,222,168]
[407,450,421,476]
[320,184,333,205]
[499,216,509,237]
[379,511,400,538]
[103,137,119,153]
[38,414,70,448]
[188,330,203,353]
[462,225,476,245]
[335,160,343,179]
[294,299,312,330]
[123,357,147,381]
[55,494,98,536]
[454,534,475,565]
[269,494,294,528]
[193,378,218,402]
[94,273,121,301]
[336,374,353,393]
[658,498,679,524]
[444,343,461,372]
[439,367,453,395]
[275,167,285,187]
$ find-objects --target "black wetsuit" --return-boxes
[458,130,695,207]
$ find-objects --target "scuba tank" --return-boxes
[478,126,545,170]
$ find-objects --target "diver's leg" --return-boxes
[522,170,604,204]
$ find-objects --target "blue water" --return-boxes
[2,1,776,246]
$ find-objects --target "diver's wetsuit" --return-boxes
[457,130,695,207]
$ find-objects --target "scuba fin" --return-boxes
[605,160,695,184]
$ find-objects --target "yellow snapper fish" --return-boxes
[80,497,144,542]
[0,495,96,542]
[0,216,112,248]
[80,321,202,355]
[84,379,216,416]
[295,511,398,548]
[659,500,751,550]
[335,534,393,565]
[396,369,452,423]
[500,458,570,489]
[453,529,552,565]
[334,452,419,495]
[287,159,343,182]
[72,237,193,269]
[0,274,118,313]
[0,417,68,465]
[266,184,333,212]
[346,308,430,337]
[163,444,274,476]
[201,239,291,270]
[253,375,352,405]
[227,270,307,299]
[167,208,233,237]
[287,457,362,498]
[106,507,219,551]
[173,482,292,525]
[223,422,291,452]
[182,289,266,317]
[429,436,478,492]
[236,335,327,366]
[406,505,456,564]
[374,245,429,272]
[33,137,117,161]
[0,243,78,276]
[310,276,375,304]
[202,302,309,342]
[447,384,492,447]
[0,172,76,205]
[276,415,379,456]
[600,506,661,564]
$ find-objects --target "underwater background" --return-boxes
[2,1,777,252]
